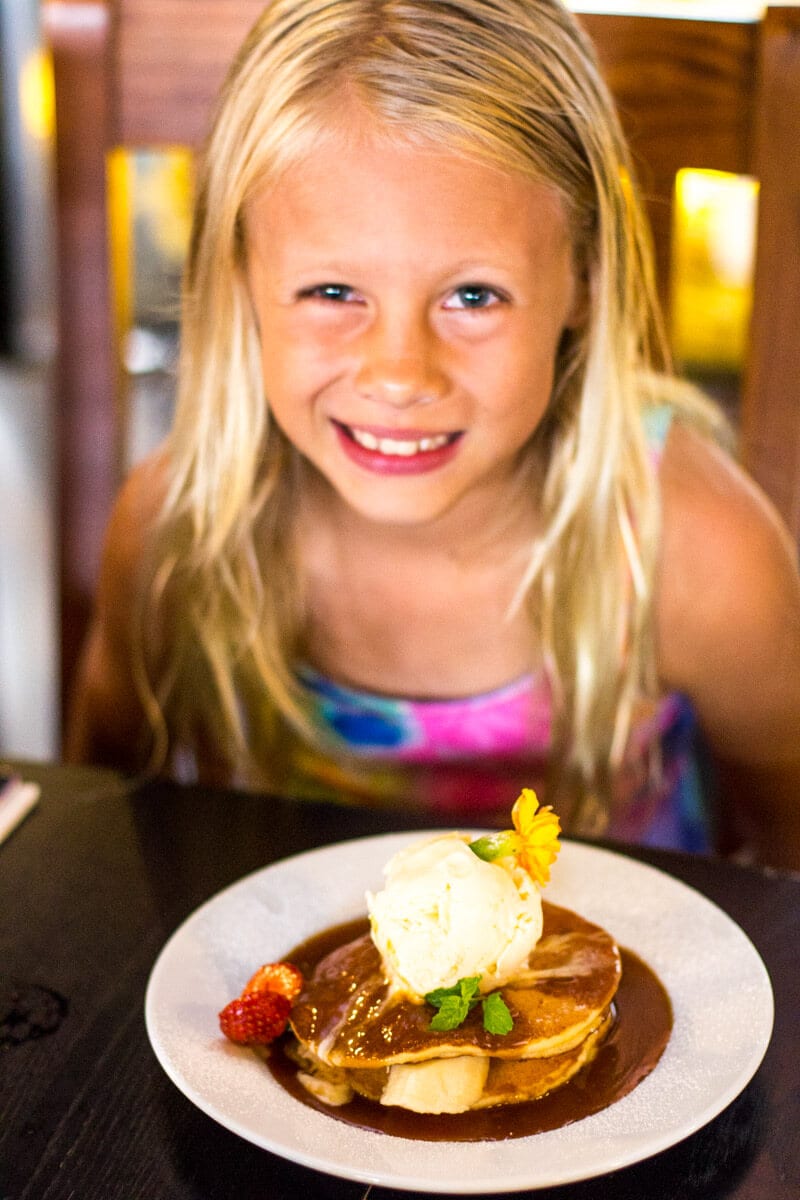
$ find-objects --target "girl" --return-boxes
[67,0,800,867]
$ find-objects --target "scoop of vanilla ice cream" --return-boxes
[366,832,543,1001]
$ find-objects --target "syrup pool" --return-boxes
[266,914,672,1143]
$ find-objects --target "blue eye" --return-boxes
[301,283,358,302]
[446,285,502,310]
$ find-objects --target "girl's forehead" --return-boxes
[244,130,577,296]
[246,101,570,239]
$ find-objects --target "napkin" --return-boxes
[0,771,40,844]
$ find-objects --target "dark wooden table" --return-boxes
[1,762,798,1199]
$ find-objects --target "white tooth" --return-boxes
[379,437,418,456]
[353,429,379,450]
[350,428,453,455]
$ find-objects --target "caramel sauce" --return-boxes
[267,915,672,1142]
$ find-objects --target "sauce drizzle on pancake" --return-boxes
[267,911,673,1142]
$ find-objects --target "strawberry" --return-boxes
[218,989,291,1045]
[244,961,304,1002]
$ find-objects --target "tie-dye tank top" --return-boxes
[285,407,709,852]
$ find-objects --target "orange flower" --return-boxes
[510,788,561,886]
[469,788,561,886]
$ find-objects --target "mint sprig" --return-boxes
[425,975,514,1035]
[426,975,481,1030]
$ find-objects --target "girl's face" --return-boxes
[246,111,582,532]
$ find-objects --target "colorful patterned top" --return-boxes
[282,407,711,853]
[289,668,708,851]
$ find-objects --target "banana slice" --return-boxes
[380,1055,489,1114]
[297,1071,354,1107]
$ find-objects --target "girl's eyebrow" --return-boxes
[276,256,525,281]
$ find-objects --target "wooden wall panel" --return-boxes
[45,2,120,719]
[580,14,756,302]
[741,6,800,538]
[114,0,266,145]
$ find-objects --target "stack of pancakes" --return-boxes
[288,901,621,1113]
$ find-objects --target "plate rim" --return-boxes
[145,833,774,1194]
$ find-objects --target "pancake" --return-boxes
[287,902,621,1112]
[475,1008,613,1108]
[292,1008,613,1111]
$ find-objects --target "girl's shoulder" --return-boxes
[657,416,795,615]
[655,417,800,756]
[101,448,171,583]
[88,447,172,667]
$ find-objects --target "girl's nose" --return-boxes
[354,312,448,408]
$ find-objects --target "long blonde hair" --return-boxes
[140,0,724,799]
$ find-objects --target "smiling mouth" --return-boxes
[334,421,461,458]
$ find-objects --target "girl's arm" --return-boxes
[64,454,166,773]
[657,422,800,870]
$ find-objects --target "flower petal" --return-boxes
[511,789,561,885]
[511,788,541,838]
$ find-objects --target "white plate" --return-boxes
[145,834,773,1194]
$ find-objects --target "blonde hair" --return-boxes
[141,0,725,806]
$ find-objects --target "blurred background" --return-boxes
[0,0,779,761]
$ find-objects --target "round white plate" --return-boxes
[145,834,773,1194]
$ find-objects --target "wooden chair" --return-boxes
[44,1,800,731]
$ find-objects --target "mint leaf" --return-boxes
[425,975,482,1031]
[429,995,470,1030]
[424,975,515,1035]
[424,986,454,1008]
[458,975,482,1003]
[425,975,481,1010]
[482,991,514,1035]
